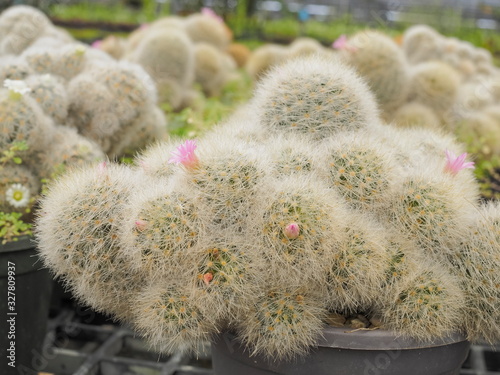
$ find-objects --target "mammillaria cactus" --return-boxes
[319,132,402,211]
[35,54,500,363]
[0,79,55,163]
[129,28,195,108]
[338,30,411,117]
[0,5,52,55]
[402,24,443,65]
[184,12,231,50]
[193,42,229,97]
[237,283,327,360]
[407,61,461,116]
[448,201,500,343]
[35,163,144,320]
[251,55,379,140]
[381,260,465,341]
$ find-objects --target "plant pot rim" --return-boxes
[0,235,35,253]
[315,326,467,351]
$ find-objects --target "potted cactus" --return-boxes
[34,54,500,374]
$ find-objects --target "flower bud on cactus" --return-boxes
[252,55,380,141]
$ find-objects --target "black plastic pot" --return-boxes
[212,326,471,375]
[0,236,53,375]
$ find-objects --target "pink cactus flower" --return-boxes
[139,23,150,30]
[203,272,214,285]
[284,223,300,239]
[168,140,199,169]
[201,7,223,23]
[91,40,102,49]
[135,220,148,231]
[332,34,357,52]
[444,150,475,176]
[97,161,107,177]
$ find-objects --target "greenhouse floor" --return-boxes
[37,305,500,375]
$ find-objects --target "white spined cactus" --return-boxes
[339,30,411,117]
[447,201,500,343]
[319,131,402,212]
[251,55,380,141]
[35,163,144,321]
[0,79,55,163]
[252,176,349,286]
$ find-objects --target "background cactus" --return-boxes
[339,30,411,117]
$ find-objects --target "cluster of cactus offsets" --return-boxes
[35,163,144,321]
[111,10,243,107]
[447,201,500,343]
[37,54,500,360]
[251,55,379,140]
[338,30,410,117]
[0,5,167,167]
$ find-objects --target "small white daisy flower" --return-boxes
[4,79,31,96]
[5,183,31,208]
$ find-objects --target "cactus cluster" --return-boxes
[100,10,243,109]
[36,53,500,362]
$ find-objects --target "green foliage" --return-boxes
[0,141,28,167]
[0,212,32,244]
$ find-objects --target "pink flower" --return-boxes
[201,7,223,23]
[332,34,357,52]
[97,161,107,177]
[168,140,199,169]
[139,23,149,30]
[444,150,475,176]
[91,40,102,49]
[203,272,214,285]
[284,223,300,239]
[135,220,148,231]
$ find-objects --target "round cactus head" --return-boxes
[252,55,380,141]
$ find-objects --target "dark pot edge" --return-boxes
[0,235,35,253]
[317,326,468,350]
